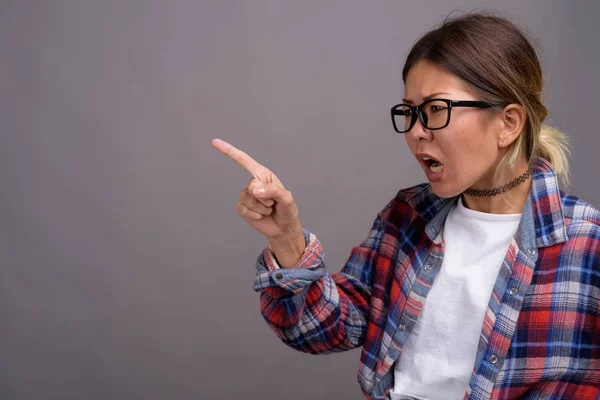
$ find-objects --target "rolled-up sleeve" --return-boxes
[252,205,389,354]
[253,229,325,295]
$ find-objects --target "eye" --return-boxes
[424,100,449,114]
[399,106,413,116]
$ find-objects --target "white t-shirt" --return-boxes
[390,196,521,400]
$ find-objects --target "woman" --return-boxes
[211,12,600,400]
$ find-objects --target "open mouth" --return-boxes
[421,156,444,173]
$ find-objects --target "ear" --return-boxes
[497,104,526,148]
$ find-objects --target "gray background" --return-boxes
[1,1,599,399]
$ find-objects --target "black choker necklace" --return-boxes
[464,168,532,197]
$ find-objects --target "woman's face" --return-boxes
[403,60,502,198]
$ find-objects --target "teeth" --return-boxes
[430,163,444,173]
[420,155,443,173]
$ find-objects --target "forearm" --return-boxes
[254,229,375,354]
[260,274,369,354]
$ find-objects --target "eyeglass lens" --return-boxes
[394,100,450,132]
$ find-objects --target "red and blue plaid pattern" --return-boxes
[253,158,600,399]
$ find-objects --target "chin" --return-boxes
[429,182,463,199]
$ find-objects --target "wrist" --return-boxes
[268,225,305,269]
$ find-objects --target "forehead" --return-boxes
[403,60,475,100]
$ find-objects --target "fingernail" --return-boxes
[253,186,265,196]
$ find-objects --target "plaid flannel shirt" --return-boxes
[253,158,600,399]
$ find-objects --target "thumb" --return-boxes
[253,182,293,205]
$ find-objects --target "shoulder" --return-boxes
[559,192,600,275]
[395,182,431,201]
[560,191,600,234]
[377,182,431,224]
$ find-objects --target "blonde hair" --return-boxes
[403,11,572,191]
[500,124,571,190]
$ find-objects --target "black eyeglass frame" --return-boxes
[390,99,495,134]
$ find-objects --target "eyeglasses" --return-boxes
[390,98,495,134]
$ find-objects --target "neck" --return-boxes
[462,159,532,214]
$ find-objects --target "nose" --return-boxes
[408,116,433,141]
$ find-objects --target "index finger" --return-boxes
[211,138,263,180]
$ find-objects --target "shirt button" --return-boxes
[490,355,498,364]
[424,264,432,272]
[275,272,283,280]
[398,324,406,331]
[509,287,518,296]
[528,248,536,256]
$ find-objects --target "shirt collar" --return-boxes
[405,157,568,248]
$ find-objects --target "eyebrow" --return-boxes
[402,92,450,104]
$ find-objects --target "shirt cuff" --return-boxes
[253,228,326,294]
